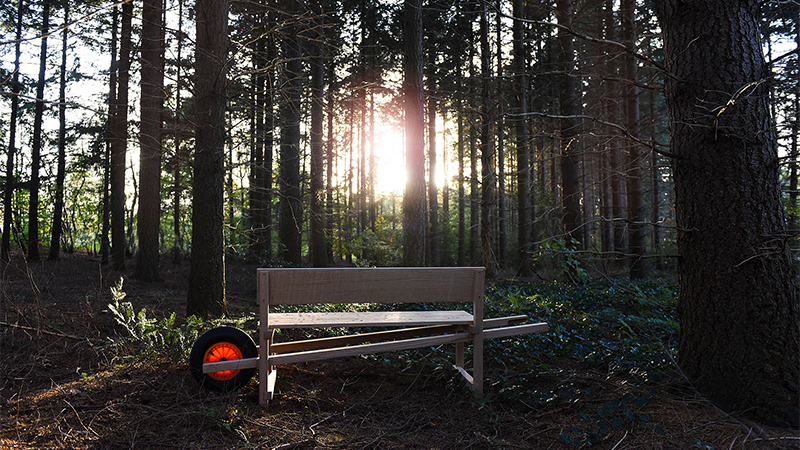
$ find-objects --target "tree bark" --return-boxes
[27,0,51,262]
[512,0,532,277]
[111,1,133,271]
[100,6,118,265]
[278,0,303,266]
[555,0,582,250]
[654,0,800,428]
[621,0,645,278]
[135,0,166,281]
[402,0,426,266]
[310,1,327,268]
[2,0,24,261]
[187,0,229,318]
[479,2,497,273]
[49,2,69,260]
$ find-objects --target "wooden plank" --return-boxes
[259,267,485,305]
[259,270,270,405]
[482,315,529,328]
[267,332,472,366]
[266,367,277,400]
[482,322,550,340]
[471,269,484,395]
[270,324,466,354]
[453,365,474,385]
[269,311,474,329]
[204,356,259,373]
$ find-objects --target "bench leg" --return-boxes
[472,333,483,396]
[259,330,275,405]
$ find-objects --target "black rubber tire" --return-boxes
[189,326,257,392]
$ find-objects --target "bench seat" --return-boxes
[268,311,475,328]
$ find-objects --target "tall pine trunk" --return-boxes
[512,0,532,277]
[402,0,426,266]
[111,1,133,270]
[28,0,51,262]
[49,3,69,260]
[278,0,303,266]
[2,0,24,261]
[621,0,645,278]
[187,0,229,318]
[310,2,327,268]
[654,0,800,428]
[136,0,166,281]
[555,0,582,250]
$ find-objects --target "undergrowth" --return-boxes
[106,277,254,361]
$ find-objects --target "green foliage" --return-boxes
[484,279,678,391]
[106,278,204,360]
[558,391,657,446]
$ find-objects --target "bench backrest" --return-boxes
[258,267,485,307]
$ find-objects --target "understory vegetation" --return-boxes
[2,256,796,449]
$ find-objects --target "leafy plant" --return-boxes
[107,277,204,360]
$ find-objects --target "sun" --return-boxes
[372,125,407,196]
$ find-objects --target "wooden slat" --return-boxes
[259,267,484,305]
[482,315,529,329]
[267,332,472,366]
[270,324,466,354]
[482,322,550,340]
[269,311,474,329]
[259,270,270,405]
[206,323,548,373]
[453,365,474,385]
[204,356,259,373]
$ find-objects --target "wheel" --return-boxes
[189,326,257,392]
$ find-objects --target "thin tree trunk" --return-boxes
[2,0,24,261]
[49,3,69,260]
[654,0,800,427]
[496,0,507,269]
[28,0,51,262]
[621,0,645,278]
[426,59,439,266]
[402,0,426,266]
[512,0,532,277]
[278,0,303,266]
[187,0,229,318]
[136,0,166,281]
[310,3,327,267]
[172,0,184,264]
[556,0,582,251]
[111,1,133,270]
[100,6,118,265]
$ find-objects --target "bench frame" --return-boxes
[201,267,548,405]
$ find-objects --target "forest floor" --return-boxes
[1,253,799,450]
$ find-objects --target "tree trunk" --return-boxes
[512,0,532,277]
[495,1,507,269]
[187,0,229,318]
[278,0,303,266]
[28,0,51,262]
[426,57,439,266]
[49,2,69,260]
[111,1,133,271]
[402,0,426,266]
[172,0,185,265]
[555,0,582,250]
[654,0,800,428]
[479,3,497,273]
[621,0,645,278]
[135,0,166,281]
[101,6,118,265]
[310,3,327,268]
[2,0,24,261]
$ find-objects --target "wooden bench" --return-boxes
[201,267,549,405]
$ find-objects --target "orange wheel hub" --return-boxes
[203,342,242,381]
